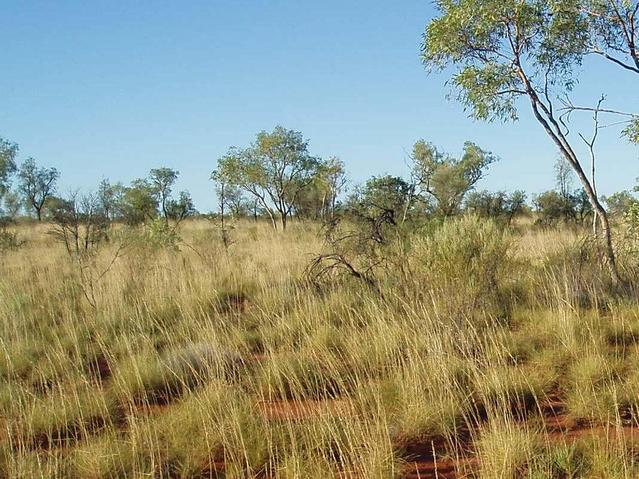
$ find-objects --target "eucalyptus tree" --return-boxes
[17,158,60,221]
[121,179,158,225]
[97,178,127,221]
[149,167,179,224]
[293,157,348,220]
[0,138,18,198]
[317,157,348,220]
[422,0,623,284]
[412,140,496,217]
[465,190,527,224]
[0,138,19,218]
[215,126,321,230]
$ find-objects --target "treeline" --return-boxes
[1,128,638,231]
[211,126,638,229]
[0,139,195,226]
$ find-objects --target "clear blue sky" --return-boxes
[1,0,637,211]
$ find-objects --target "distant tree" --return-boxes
[49,191,123,308]
[347,175,416,231]
[211,168,249,219]
[534,191,575,225]
[149,168,179,224]
[17,158,60,221]
[555,158,575,200]
[291,179,325,221]
[290,157,348,221]
[165,190,196,225]
[1,191,21,219]
[604,190,637,217]
[0,138,18,198]
[422,0,623,283]
[49,192,110,256]
[412,140,496,217]
[506,190,528,223]
[534,188,592,226]
[121,179,158,225]
[573,188,594,224]
[42,195,70,221]
[465,190,527,225]
[97,179,127,221]
[316,157,348,220]
[215,126,321,229]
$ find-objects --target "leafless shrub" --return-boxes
[49,192,125,308]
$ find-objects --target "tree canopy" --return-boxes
[412,140,496,217]
[215,126,322,229]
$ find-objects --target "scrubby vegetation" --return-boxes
[1,214,639,478]
[1,0,638,476]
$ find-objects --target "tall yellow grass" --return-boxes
[0,218,638,478]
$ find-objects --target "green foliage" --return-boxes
[215,126,323,228]
[422,0,586,122]
[347,175,415,226]
[97,178,126,221]
[604,190,637,217]
[623,117,639,144]
[17,158,60,221]
[585,0,639,76]
[121,179,158,225]
[292,157,347,221]
[145,218,181,248]
[412,140,496,216]
[149,167,179,221]
[465,190,527,223]
[414,215,512,320]
[534,189,592,225]
[165,190,196,223]
[0,137,18,197]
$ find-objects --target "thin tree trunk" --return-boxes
[525,93,622,286]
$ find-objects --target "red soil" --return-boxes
[255,395,639,479]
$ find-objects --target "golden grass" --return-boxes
[0,217,638,478]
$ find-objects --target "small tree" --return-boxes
[604,190,637,217]
[466,190,527,225]
[412,140,496,217]
[211,169,235,249]
[97,178,127,221]
[49,192,123,308]
[534,189,593,226]
[17,158,60,221]
[348,175,415,228]
[555,158,575,200]
[49,192,110,257]
[215,126,322,229]
[166,191,196,225]
[121,179,158,225]
[149,168,179,224]
[0,137,18,199]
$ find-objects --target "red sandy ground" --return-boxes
[255,397,639,479]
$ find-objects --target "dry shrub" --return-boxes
[411,215,513,323]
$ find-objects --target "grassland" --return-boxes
[1,217,639,478]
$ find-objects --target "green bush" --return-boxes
[413,215,512,322]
